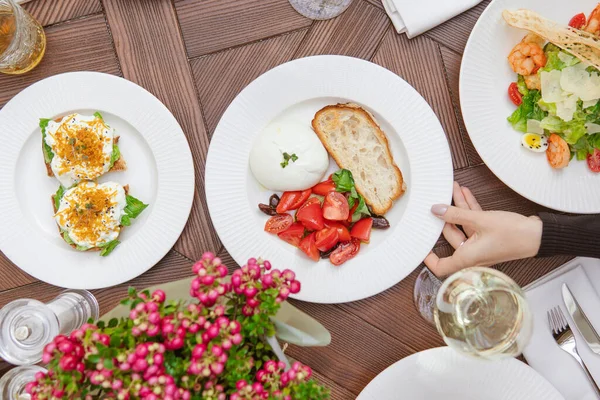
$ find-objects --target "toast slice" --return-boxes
[312,103,405,215]
[43,116,127,177]
[52,185,129,252]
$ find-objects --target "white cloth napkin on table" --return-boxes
[381,0,483,38]
[523,257,600,400]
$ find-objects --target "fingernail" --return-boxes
[431,204,448,217]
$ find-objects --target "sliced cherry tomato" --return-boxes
[587,148,600,172]
[329,238,361,266]
[508,82,522,106]
[276,189,312,214]
[350,217,373,242]
[323,220,351,242]
[296,200,324,231]
[312,180,337,196]
[546,133,570,169]
[315,228,339,252]
[322,192,349,221]
[277,223,305,247]
[347,201,358,223]
[264,214,293,234]
[299,232,319,261]
[569,13,586,29]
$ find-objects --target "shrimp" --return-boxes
[508,34,547,76]
[524,74,541,90]
[585,4,600,35]
[546,134,570,169]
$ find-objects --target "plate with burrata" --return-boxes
[205,55,453,303]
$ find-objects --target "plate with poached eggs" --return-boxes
[206,55,453,303]
[0,72,194,289]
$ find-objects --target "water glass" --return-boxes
[0,289,99,365]
[0,0,46,74]
[288,0,353,20]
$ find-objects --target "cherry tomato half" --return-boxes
[329,239,361,266]
[315,228,339,252]
[312,180,337,196]
[569,13,586,29]
[277,223,305,247]
[296,199,324,231]
[264,214,293,234]
[276,189,312,214]
[322,192,349,221]
[587,148,600,173]
[350,217,373,243]
[299,232,319,262]
[323,220,351,242]
[508,82,522,106]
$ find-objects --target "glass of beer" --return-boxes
[288,0,353,20]
[0,0,46,74]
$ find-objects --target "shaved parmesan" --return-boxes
[586,122,600,133]
[558,51,577,65]
[527,119,544,134]
[541,70,563,103]
[555,94,578,121]
[561,63,600,101]
[583,99,598,109]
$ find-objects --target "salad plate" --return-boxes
[357,347,564,400]
[205,55,453,304]
[0,72,195,289]
[461,0,600,213]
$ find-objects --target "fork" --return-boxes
[548,306,600,397]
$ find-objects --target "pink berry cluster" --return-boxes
[129,290,167,337]
[190,252,229,306]
[116,342,166,380]
[41,334,86,372]
[24,371,60,400]
[200,380,226,400]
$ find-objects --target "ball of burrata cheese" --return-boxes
[249,120,329,191]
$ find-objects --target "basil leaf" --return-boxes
[125,195,148,219]
[332,169,355,192]
[99,240,120,257]
[121,214,131,226]
[54,186,66,210]
[351,195,371,223]
[109,144,120,169]
[94,111,103,120]
[40,118,54,163]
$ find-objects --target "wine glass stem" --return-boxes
[413,267,443,325]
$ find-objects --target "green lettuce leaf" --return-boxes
[94,111,103,120]
[40,118,54,163]
[125,195,148,219]
[99,240,120,257]
[541,46,579,73]
[508,90,546,132]
[517,75,529,96]
[54,186,65,210]
[109,144,120,169]
[121,215,131,226]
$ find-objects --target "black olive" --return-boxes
[371,215,390,229]
[269,194,280,208]
[258,204,277,216]
[320,243,340,259]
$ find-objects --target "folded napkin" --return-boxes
[524,257,600,400]
[381,0,482,38]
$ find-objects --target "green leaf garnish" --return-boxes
[99,240,120,257]
[40,118,54,163]
[331,169,371,221]
[332,169,355,192]
[93,111,103,120]
[121,214,131,226]
[109,144,120,169]
[124,195,148,219]
[54,186,65,210]
[62,231,74,245]
[280,152,299,168]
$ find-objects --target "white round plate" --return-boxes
[357,347,564,400]
[206,55,453,303]
[0,72,194,289]
[461,0,600,213]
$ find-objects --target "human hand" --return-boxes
[424,182,543,277]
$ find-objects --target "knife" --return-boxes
[562,283,600,355]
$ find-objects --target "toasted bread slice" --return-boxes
[52,184,129,252]
[44,116,127,177]
[312,103,405,215]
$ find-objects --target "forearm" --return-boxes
[537,213,600,258]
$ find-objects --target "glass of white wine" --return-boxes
[288,0,353,20]
[418,267,533,360]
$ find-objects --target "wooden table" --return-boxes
[0,0,574,398]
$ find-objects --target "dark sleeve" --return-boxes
[537,213,600,258]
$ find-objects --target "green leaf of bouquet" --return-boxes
[108,318,118,328]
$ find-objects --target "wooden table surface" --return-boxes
[0,0,575,398]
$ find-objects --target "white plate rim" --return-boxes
[357,346,564,400]
[459,0,600,214]
[205,55,453,304]
[0,71,195,289]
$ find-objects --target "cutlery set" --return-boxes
[548,284,600,397]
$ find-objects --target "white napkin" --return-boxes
[523,258,600,400]
[381,0,482,38]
